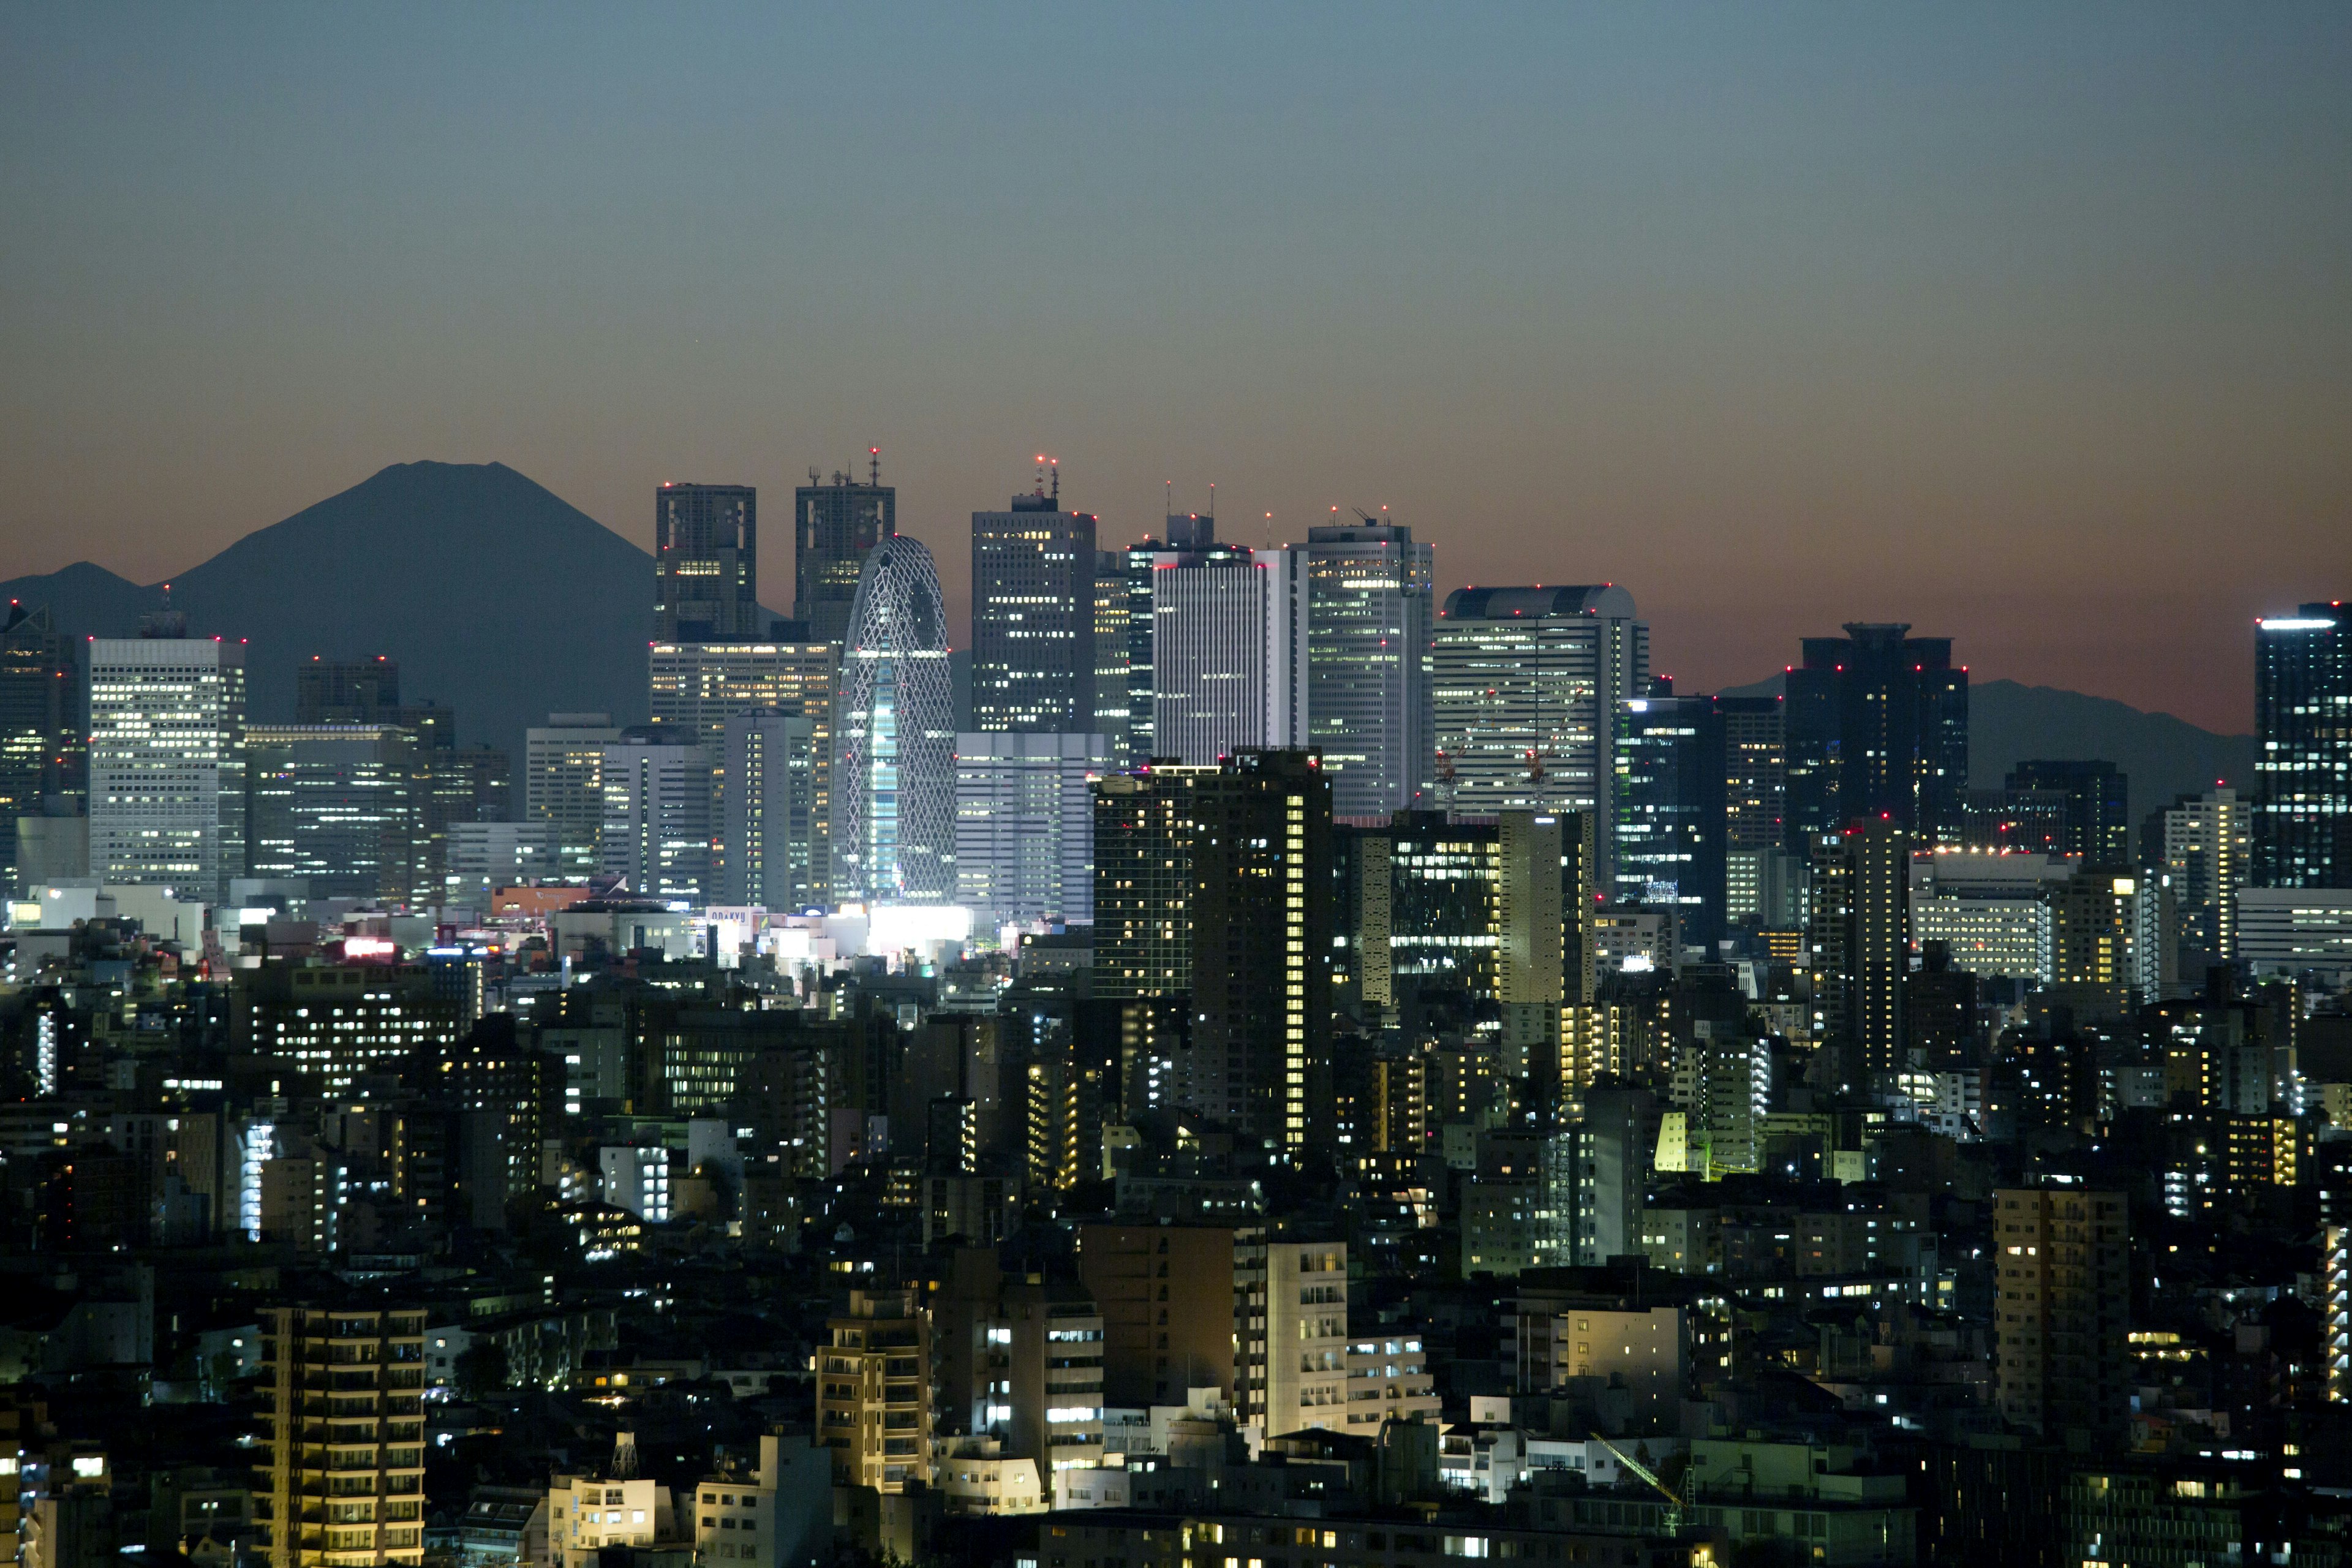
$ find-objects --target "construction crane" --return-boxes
[1591,1433,1684,1536]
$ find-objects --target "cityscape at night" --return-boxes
[0,8,2348,1568]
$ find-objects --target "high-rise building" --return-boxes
[653,483,758,643]
[1613,680,1728,955]
[720,709,819,911]
[794,461,894,646]
[816,1289,934,1491]
[88,634,247,905]
[0,602,75,892]
[1993,1188,2130,1443]
[1091,551,1132,765]
[954,731,1109,927]
[1719,695,1784,853]
[524,714,623,880]
[650,639,836,896]
[1809,820,1910,1087]
[971,483,1098,733]
[1188,750,1333,1150]
[1304,521,1433,818]
[1431,585,1648,869]
[1148,547,1309,766]
[2254,602,2350,888]
[1784,622,1967,848]
[295,657,404,724]
[1118,510,1218,767]
[2006,760,2130,863]
[243,725,418,903]
[834,533,956,903]
[1090,763,1216,998]
[600,729,712,903]
[2162,786,2250,961]
[253,1305,429,1568]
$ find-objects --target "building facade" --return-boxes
[833,535,956,904]
[653,483,758,644]
[243,725,417,903]
[2254,603,2349,889]
[954,731,1109,927]
[599,731,712,903]
[719,709,820,911]
[970,489,1098,734]
[1303,521,1433,818]
[794,465,894,646]
[1784,622,1967,848]
[88,635,247,905]
[524,714,623,881]
[254,1305,428,1568]
[1149,549,1308,766]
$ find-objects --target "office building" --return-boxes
[254,1305,428,1568]
[599,729,712,903]
[720,709,820,911]
[817,1289,934,1491]
[0,603,75,893]
[1725,846,1805,931]
[2254,603,2350,888]
[88,634,247,905]
[653,483,758,643]
[1431,585,1647,868]
[525,714,624,880]
[834,533,956,903]
[1784,622,1967,847]
[238,964,469,1096]
[1910,894,2055,983]
[1091,551,1132,765]
[243,725,418,903]
[2162,786,2250,960]
[2051,865,2139,993]
[1809,820,1910,1087]
[1719,695,1784,853]
[650,639,836,897]
[1189,750,1333,1150]
[1994,1188,2130,1443]
[1613,680,1728,954]
[2006,760,2130,863]
[1304,520,1433,818]
[1150,547,1308,765]
[954,731,1109,927]
[2236,888,2352,986]
[1117,508,1218,767]
[446,821,560,900]
[794,461,894,646]
[971,482,1098,733]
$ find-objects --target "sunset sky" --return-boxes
[4,4,2346,733]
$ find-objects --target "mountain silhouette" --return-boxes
[0,461,698,775]
[1721,673,2255,829]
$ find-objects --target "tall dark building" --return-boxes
[295,657,402,722]
[1189,750,1333,1152]
[0,601,75,889]
[795,461,894,646]
[971,478,1099,733]
[2253,602,2349,888]
[2004,760,2130,862]
[1784,622,1967,848]
[1718,695,1785,853]
[1809,818,1910,1088]
[1120,509,1224,769]
[1613,679,1728,955]
[654,482,758,643]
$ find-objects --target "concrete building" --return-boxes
[2163,786,2251,960]
[2253,603,2350,889]
[1994,1187,2130,1443]
[954,731,1109,927]
[254,1306,428,1568]
[935,1250,1107,1501]
[794,463,894,646]
[546,1461,674,1568]
[720,709,820,911]
[817,1290,935,1491]
[1149,547,1308,766]
[1431,585,1646,865]
[524,714,623,880]
[243,724,417,904]
[653,483,758,644]
[2236,888,2352,984]
[599,730,712,904]
[0,603,75,895]
[686,1436,830,1568]
[88,635,246,905]
[971,484,1099,734]
[1076,1223,1240,1413]
[1303,521,1434,818]
[650,641,836,897]
[1784,621,1968,849]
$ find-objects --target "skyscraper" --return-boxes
[794,461,894,647]
[1150,547,1308,765]
[970,481,1098,733]
[1091,551,1131,764]
[243,724,418,903]
[1431,584,1647,866]
[2162,786,2250,962]
[653,483,758,643]
[1784,622,1967,848]
[2254,603,2350,888]
[1719,695,1785,853]
[834,533,956,903]
[1119,508,1218,767]
[1091,763,1216,998]
[719,708,819,911]
[1809,818,1909,1088]
[953,731,1109,927]
[1613,680,1729,956]
[524,713,622,880]
[88,633,247,904]
[649,639,836,895]
[600,728,712,903]
[1304,519,1434,818]
[1189,750,1333,1150]
[254,1305,428,1568]
[0,602,74,891]
[2006,760,2130,864]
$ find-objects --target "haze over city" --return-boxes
[6,5,2349,733]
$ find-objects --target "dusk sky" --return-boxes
[4,4,2346,734]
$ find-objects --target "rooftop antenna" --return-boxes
[1165,479,1172,520]
[1206,482,1214,523]
[1035,454,1047,498]
[869,447,881,487]
[1049,457,1060,505]
[808,467,820,486]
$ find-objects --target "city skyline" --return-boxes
[6,7,2350,735]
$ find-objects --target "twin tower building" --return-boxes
[612,466,1651,922]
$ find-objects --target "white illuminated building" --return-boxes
[1150,547,1308,764]
[88,635,247,904]
[954,732,1108,927]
